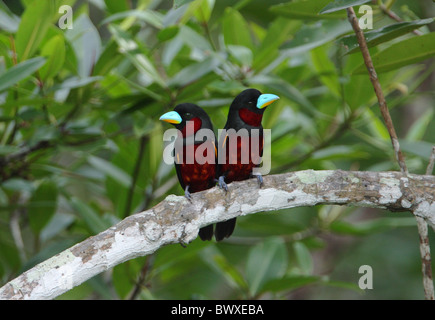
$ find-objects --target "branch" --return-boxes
[346,7,408,174]
[0,169,434,300]
[124,135,148,218]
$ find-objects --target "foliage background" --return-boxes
[0,0,434,299]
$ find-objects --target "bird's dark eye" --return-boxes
[184,112,192,119]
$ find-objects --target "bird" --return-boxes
[159,103,217,241]
[215,88,279,241]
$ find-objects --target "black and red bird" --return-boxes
[160,103,217,241]
[216,88,279,241]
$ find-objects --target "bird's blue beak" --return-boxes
[257,93,280,109]
[159,111,182,124]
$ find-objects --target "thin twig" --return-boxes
[426,146,435,176]
[379,4,423,36]
[346,7,408,174]
[128,256,152,300]
[416,146,435,300]
[124,135,148,219]
[6,36,19,145]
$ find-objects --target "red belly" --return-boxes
[177,141,216,192]
[179,162,216,192]
[219,134,263,183]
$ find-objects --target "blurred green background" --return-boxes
[0,0,434,299]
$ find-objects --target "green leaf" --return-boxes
[66,14,102,77]
[147,123,164,178]
[262,275,320,293]
[353,32,435,74]
[28,180,58,234]
[15,0,56,61]
[93,40,122,76]
[39,35,66,81]
[40,213,75,242]
[222,7,254,51]
[0,1,20,32]
[281,20,352,54]
[28,125,60,146]
[213,254,249,291]
[53,76,103,91]
[101,10,163,29]
[177,25,212,52]
[227,45,253,67]
[340,19,435,54]
[319,0,372,14]
[270,0,347,20]
[1,178,35,193]
[0,57,46,92]
[200,246,249,291]
[310,44,341,96]
[363,109,390,141]
[245,237,288,296]
[343,74,374,110]
[207,80,246,94]
[174,0,195,8]
[109,24,166,87]
[253,18,302,71]
[330,217,416,236]
[312,145,368,160]
[112,263,135,299]
[88,155,132,188]
[293,242,313,274]
[406,108,434,141]
[0,145,20,155]
[157,26,180,42]
[324,279,363,293]
[192,0,214,23]
[399,140,434,160]
[70,197,111,234]
[249,75,318,117]
[168,56,221,87]
[104,0,129,13]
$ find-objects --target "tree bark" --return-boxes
[1,169,434,300]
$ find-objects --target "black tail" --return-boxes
[199,225,214,241]
[215,218,236,241]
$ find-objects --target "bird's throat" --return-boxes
[180,117,202,137]
[239,108,263,127]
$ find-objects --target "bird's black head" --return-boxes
[230,88,262,113]
[160,103,213,137]
[227,89,280,128]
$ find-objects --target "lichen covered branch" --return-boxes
[0,170,434,300]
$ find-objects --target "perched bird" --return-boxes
[160,103,217,241]
[216,88,279,241]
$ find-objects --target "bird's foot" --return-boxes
[216,176,228,192]
[252,173,263,188]
[184,186,192,202]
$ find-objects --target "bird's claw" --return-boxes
[254,173,263,188]
[185,186,192,202]
[217,176,228,192]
